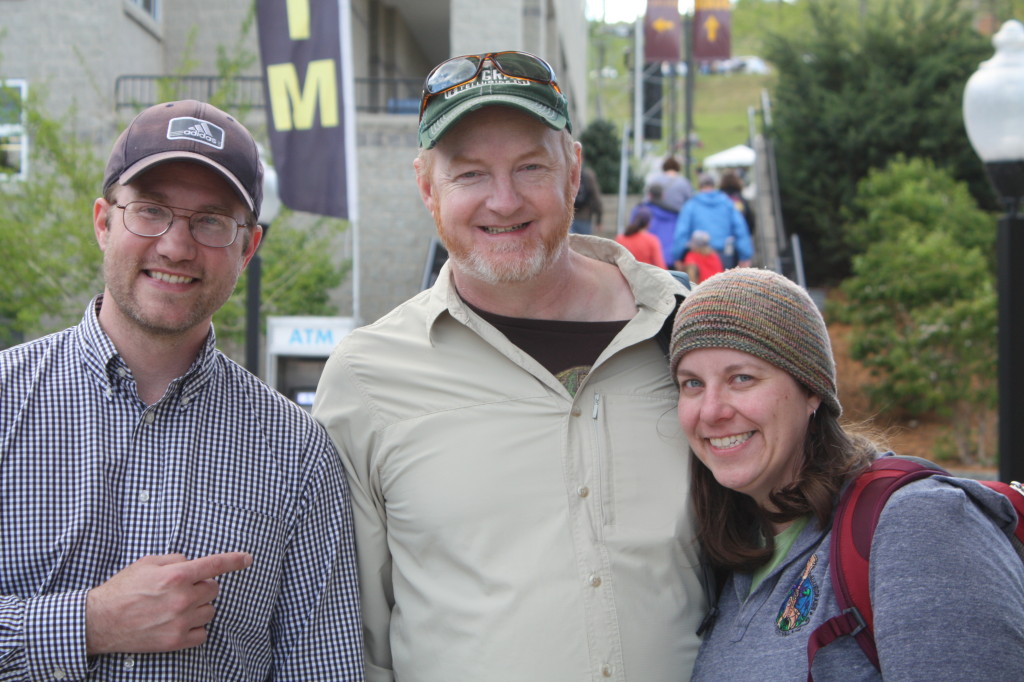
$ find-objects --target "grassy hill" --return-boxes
[688,72,774,165]
[584,0,809,174]
[586,26,773,175]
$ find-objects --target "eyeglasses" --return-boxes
[419,51,561,121]
[115,201,248,248]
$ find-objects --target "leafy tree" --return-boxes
[765,0,993,284]
[833,157,997,464]
[0,87,104,347]
[214,214,350,359]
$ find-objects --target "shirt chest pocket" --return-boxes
[596,392,690,531]
[170,499,290,635]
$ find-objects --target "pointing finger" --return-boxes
[180,551,253,582]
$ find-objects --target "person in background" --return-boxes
[629,182,678,269]
[314,50,704,681]
[671,173,753,270]
[719,169,755,236]
[680,230,723,284]
[570,156,603,234]
[647,155,693,213]
[616,205,666,268]
[0,100,364,680]
[670,267,1024,680]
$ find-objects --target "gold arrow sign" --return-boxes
[652,17,675,33]
[704,14,721,42]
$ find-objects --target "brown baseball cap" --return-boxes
[103,100,263,215]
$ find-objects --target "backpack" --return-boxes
[655,270,691,355]
[806,455,1024,679]
[573,174,589,209]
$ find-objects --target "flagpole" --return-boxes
[633,15,643,159]
[339,0,361,324]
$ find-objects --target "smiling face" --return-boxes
[414,106,580,286]
[93,161,261,347]
[675,347,821,509]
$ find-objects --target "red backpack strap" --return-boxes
[981,481,1024,559]
[805,456,943,681]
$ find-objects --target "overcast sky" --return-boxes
[585,1,697,24]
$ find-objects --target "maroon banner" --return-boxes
[693,0,731,61]
[645,0,681,63]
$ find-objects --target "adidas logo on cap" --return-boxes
[167,117,225,149]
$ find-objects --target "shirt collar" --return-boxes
[76,294,219,399]
[423,234,685,341]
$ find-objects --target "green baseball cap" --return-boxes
[418,58,572,149]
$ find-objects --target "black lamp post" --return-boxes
[963,19,1024,484]
[246,149,281,376]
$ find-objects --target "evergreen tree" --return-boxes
[765,0,993,284]
[577,119,643,194]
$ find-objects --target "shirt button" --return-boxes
[589,574,602,587]
[571,407,582,417]
[143,412,155,425]
[601,664,614,677]
[577,486,589,498]
[181,395,191,406]
[51,669,67,680]
[138,490,150,503]
[117,367,128,377]
[123,656,135,670]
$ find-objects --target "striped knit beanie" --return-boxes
[668,268,841,416]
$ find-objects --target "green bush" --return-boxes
[841,156,995,274]
[833,157,997,465]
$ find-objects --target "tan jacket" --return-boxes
[313,235,704,681]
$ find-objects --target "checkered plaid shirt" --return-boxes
[0,297,364,680]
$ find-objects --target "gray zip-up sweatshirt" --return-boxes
[692,474,1024,680]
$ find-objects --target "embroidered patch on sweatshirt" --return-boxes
[776,554,819,633]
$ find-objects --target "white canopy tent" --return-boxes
[702,144,756,169]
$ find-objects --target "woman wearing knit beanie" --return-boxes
[670,268,1024,681]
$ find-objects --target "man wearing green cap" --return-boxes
[314,51,704,681]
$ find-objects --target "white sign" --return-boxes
[267,316,357,357]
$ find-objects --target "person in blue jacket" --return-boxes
[670,173,753,269]
[629,182,679,266]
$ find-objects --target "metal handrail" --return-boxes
[114,75,423,115]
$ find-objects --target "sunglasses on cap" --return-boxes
[419,51,561,121]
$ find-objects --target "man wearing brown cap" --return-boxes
[314,52,705,681]
[0,100,364,679]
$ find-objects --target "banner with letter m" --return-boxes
[256,0,356,219]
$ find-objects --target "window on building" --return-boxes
[0,80,27,181]
[129,0,158,21]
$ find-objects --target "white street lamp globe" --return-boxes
[257,143,282,227]
[260,165,281,227]
[963,19,1024,163]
